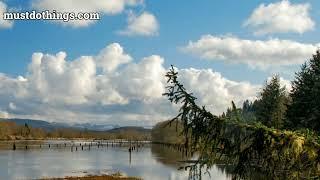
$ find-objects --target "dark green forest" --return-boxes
[223,51,320,133]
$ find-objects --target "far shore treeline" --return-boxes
[0,121,151,141]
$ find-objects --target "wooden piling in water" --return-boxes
[13,143,16,150]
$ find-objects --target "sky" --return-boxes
[0,0,319,126]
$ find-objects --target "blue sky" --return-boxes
[2,0,319,82]
[0,0,319,125]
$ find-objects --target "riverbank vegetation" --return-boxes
[0,121,150,141]
[159,51,320,179]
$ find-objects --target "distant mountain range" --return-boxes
[0,118,152,132]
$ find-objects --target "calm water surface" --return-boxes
[0,140,230,180]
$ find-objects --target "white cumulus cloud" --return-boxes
[96,43,132,73]
[178,68,260,114]
[26,52,97,104]
[244,0,315,35]
[114,55,166,101]
[0,43,169,125]
[182,35,320,69]
[118,11,159,36]
[0,1,13,29]
[0,43,281,125]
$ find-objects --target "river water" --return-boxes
[0,140,230,180]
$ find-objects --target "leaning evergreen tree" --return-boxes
[163,66,320,179]
[255,75,287,129]
[287,50,320,131]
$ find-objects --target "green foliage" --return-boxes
[255,75,288,129]
[287,50,320,131]
[163,66,222,150]
[223,100,257,123]
[163,65,320,179]
[241,100,257,122]
[225,101,242,122]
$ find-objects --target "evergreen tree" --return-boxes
[225,101,242,122]
[287,51,320,131]
[255,75,288,128]
[224,100,258,123]
[242,100,257,122]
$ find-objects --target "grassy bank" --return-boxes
[40,173,142,180]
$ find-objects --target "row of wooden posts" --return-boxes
[11,141,188,157]
[12,140,147,152]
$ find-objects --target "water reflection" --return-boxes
[1,140,313,180]
[150,144,278,180]
[151,144,233,180]
[151,144,189,168]
[0,141,229,180]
